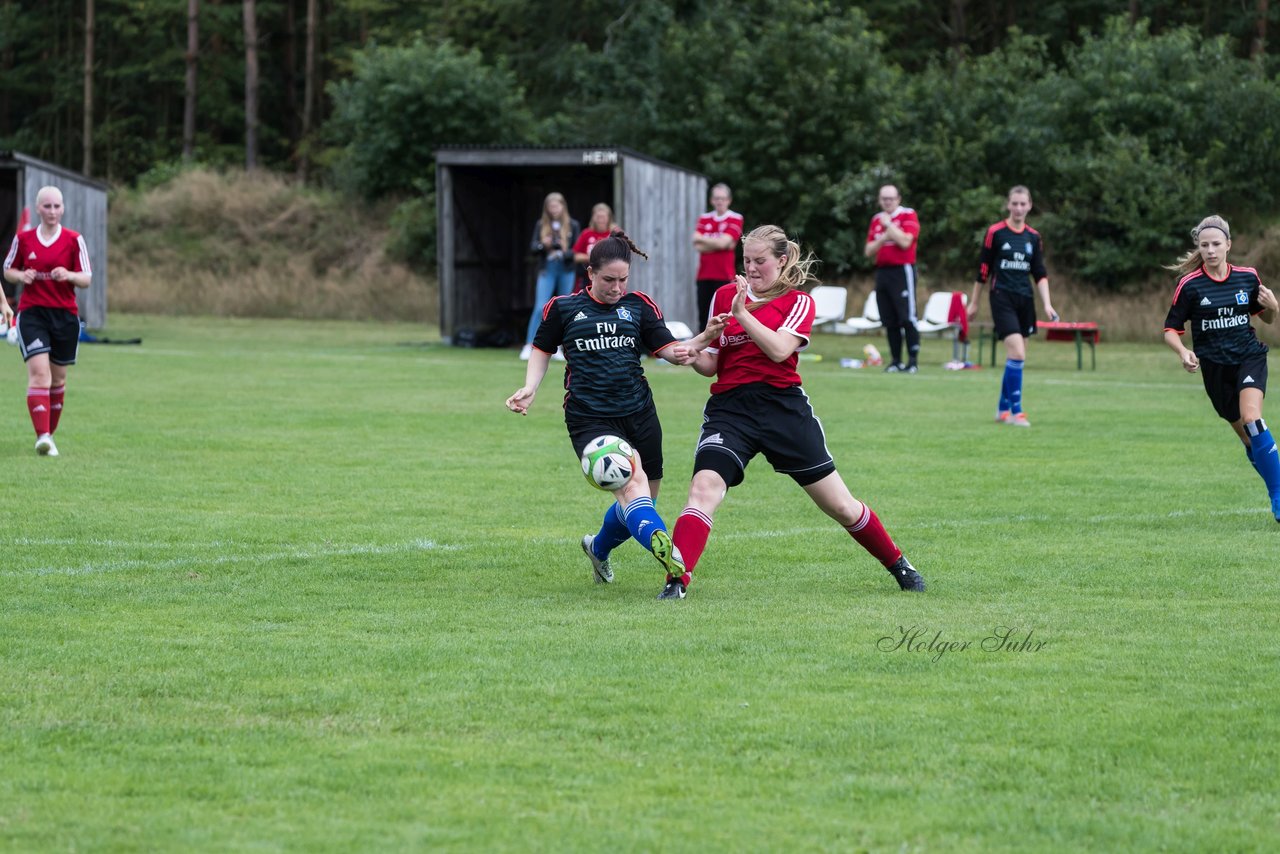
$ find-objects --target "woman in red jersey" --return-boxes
[2,186,92,457]
[1163,214,1280,522]
[661,224,925,600]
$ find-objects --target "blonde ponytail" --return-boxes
[742,225,819,306]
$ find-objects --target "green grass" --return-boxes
[2,316,1277,852]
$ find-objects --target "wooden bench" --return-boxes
[976,321,1101,370]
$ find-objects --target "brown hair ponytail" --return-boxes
[741,224,819,305]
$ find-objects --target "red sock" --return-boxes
[671,508,713,583]
[49,384,65,433]
[844,503,902,567]
[27,388,51,436]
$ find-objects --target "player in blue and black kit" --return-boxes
[1163,215,1280,522]
[969,186,1059,427]
[506,230,727,585]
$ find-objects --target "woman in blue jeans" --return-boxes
[521,192,580,360]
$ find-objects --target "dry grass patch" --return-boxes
[110,169,437,323]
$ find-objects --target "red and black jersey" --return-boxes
[704,285,814,394]
[695,210,744,282]
[3,225,90,312]
[533,289,678,419]
[976,221,1047,298]
[866,207,919,267]
[1164,265,1268,364]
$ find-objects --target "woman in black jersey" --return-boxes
[968,186,1058,428]
[506,230,726,583]
[1163,215,1280,522]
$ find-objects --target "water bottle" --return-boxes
[863,343,882,366]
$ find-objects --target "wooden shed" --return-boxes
[435,146,707,344]
[0,151,109,330]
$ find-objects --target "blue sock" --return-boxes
[1245,420,1280,499]
[1244,442,1259,472]
[1002,359,1024,414]
[620,496,666,552]
[592,502,631,560]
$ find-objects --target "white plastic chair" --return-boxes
[916,291,965,336]
[809,285,849,332]
[666,320,695,340]
[832,291,882,335]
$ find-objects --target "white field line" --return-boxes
[1,539,459,577]
[2,506,1264,576]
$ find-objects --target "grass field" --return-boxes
[2,315,1277,852]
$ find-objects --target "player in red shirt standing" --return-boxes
[692,183,744,329]
[864,184,921,372]
[662,224,926,600]
[2,186,92,457]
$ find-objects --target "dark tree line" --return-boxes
[4,1,1280,284]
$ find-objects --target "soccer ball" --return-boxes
[581,435,635,492]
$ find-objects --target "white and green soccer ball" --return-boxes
[581,435,635,492]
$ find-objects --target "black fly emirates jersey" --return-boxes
[1164,265,1269,364]
[976,222,1048,298]
[533,289,679,418]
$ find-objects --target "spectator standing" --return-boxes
[864,184,921,372]
[692,183,743,328]
[571,203,618,294]
[520,192,579,360]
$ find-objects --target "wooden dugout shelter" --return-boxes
[435,145,707,344]
[0,151,109,330]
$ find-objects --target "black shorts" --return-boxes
[567,405,664,481]
[696,279,729,328]
[693,383,835,488]
[1200,353,1269,422]
[17,305,80,365]
[990,289,1037,340]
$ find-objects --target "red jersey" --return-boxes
[695,210,744,282]
[704,284,814,394]
[573,227,612,259]
[571,227,612,292]
[866,207,919,267]
[4,225,90,313]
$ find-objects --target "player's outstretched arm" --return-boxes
[505,349,553,415]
